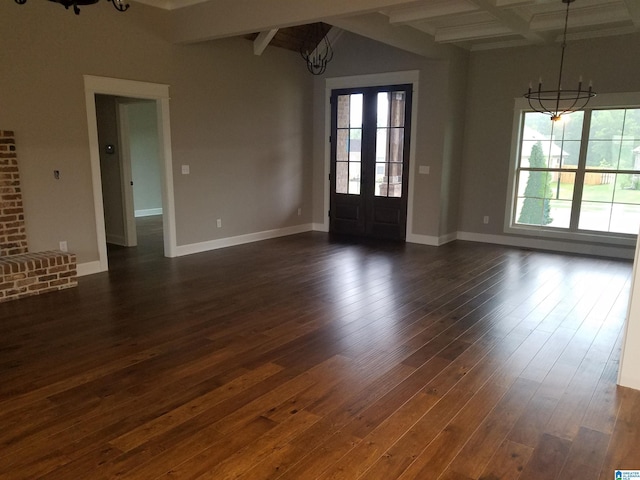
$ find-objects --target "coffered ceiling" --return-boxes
[134,0,640,54]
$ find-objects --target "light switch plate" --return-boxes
[181,165,190,175]
[419,165,430,175]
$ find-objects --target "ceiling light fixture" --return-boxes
[14,0,129,15]
[524,0,595,122]
[300,23,334,76]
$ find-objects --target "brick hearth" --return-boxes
[0,130,77,302]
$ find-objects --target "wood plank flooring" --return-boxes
[1,220,639,479]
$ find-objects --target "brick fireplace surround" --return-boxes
[0,130,77,302]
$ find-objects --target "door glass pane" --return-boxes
[336,130,348,162]
[377,92,390,128]
[336,162,348,194]
[376,163,404,197]
[376,128,388,163]
[335,93,363,196]
[349,129,362,162]
[350,94,363,128]
[349,162,361,195]
[337,95,350,128]
[375,91,405,198]
[389,128,404,162]
[390,92,406,127]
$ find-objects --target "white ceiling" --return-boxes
[134,0,640,52]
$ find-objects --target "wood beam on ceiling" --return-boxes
[253,29,279,55]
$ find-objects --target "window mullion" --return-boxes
[569,110,592,230]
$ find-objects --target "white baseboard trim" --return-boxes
[406,233,440,246]
[618,374,640,391]
[106,234,127,246]
[175,223,314,257]
[77,260,103,277]
[312,222,329,232]
[135,208,163,218]
[457,231,635,259]
[406,231,457,246]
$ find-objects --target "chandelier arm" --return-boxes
[108,0,130,12]
[522,0,594,121]
[323,37,334,63]
[300,23,334,76]
[14,0,129,13]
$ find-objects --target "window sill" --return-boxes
[504,223,637,248]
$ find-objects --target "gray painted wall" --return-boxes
[3,1,639,263]
[311,31,469,241]
[0,2,313,263]
[459,32,640,256]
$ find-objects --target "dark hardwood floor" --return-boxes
[1,219,639,479]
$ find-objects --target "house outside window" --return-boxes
[506,94,640,244]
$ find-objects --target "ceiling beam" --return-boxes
[387,1,479,25]
[467,0,547,43]
[253,29,279,55]
[329,12,462,58]
[531,3,630,31]
[435,23,513,43]
[169,0,424,44]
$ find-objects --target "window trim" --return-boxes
[505,92,640,246]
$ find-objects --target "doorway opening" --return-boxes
[95,96,164,260]
[322,71,419,240]
[330,84,413,240]
[84,75,176,274]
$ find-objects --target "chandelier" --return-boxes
[524,0,595,122]
[14,0,129,15]
[300,23,334,76]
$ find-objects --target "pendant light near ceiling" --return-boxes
[300,23,334,76]
[14,0,129,15]
[524,0,596,122]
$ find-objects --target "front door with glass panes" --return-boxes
[330,85,412,240]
